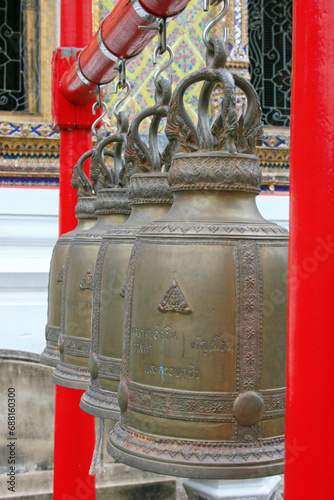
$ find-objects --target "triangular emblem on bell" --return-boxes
[56,265,65,283]
[158,279,192,314]
[79,269,94,290]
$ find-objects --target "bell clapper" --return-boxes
[89,417,106,475]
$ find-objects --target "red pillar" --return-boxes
[54,1,96,499]
[59,129,92,235]
[285,1,334,498]
[54,387,96,500]
[58,0,93,236]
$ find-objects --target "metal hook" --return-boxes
[118,58,127,89]
[153,45,174,88]
[113,80,131,120]
[202,0,229,49]
[91,101,109,138]
[139,17,168,54]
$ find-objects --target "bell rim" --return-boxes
[80,388,120,420]
[51,362,90,390]
[107,423,284,479]
[40,346,60,367]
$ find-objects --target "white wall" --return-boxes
[0,188,289,354]
[0,188,59,354]
[256,193,289,230]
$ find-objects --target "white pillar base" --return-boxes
[183,475,282,500]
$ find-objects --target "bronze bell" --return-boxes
[80,77,173,421]
[52,115,131,389]
[41,151,97,367]
[108,35,288,479]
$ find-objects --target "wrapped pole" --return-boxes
[60,0,192,105]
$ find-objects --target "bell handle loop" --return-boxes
[198,36,231,149]
[150,79,172,170]
[113,139,125,181]
[232,73,261,129]
[91,102,109,138]
[198,81,216,151]
[113,81,131,121]
[202,0,229,49]
[97,134,125,185]
[149,112,168,171]
[166,70,209,155]
[167,61,238,154]
[72,149,94,196]
[115,111,130,136]
[126,94,170,173]
[154,77,172,107]
[153,45,174,90]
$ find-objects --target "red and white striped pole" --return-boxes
[285,0,334,498]
[53,2,96,499]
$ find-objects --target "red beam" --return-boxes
[61,0,192,105]
[285,0,334,498]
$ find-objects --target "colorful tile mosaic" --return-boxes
[98,0,211,132]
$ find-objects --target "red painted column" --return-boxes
[285,1,334,498]
[54,1,96,499]
[60,0,93,47]
[59,129,92,235]
[58,0,94,235]
[54,387,96,500]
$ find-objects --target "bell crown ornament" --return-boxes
[108,8,288,480]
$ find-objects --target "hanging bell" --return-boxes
[41,152,96,367]
[80,76,174,421]
[108,35,288,479]
[52,114,131,389]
